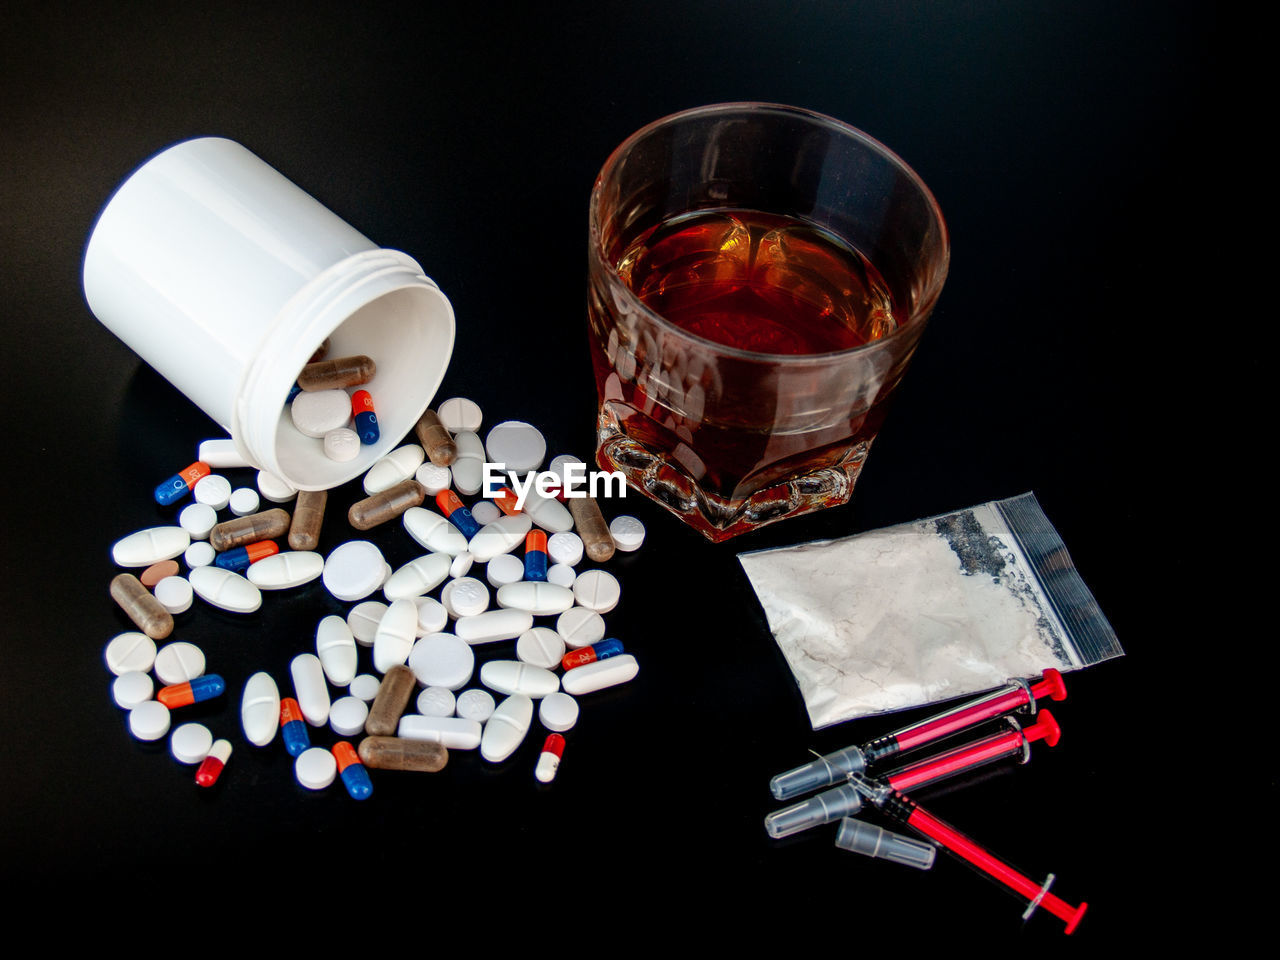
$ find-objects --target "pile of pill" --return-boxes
[283,338,382,461]
[105,392,646,798]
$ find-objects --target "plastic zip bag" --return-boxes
[738,492,1122,729]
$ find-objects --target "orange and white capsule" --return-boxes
[195,739,232,787]
[535,733,565,783]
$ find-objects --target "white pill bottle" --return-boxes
[83,137,455,490]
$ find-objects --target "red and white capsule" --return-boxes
[535,733,565,783]
[195,738,232,787]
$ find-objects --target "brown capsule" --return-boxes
[139,559,179,588]
[358,736,449,773]
[297,354,376,392]
[364,665,417,736]
[308,336,331,363]
[568,495,615,562]
[348,479,424,531]
[210,508,292,552]
[414,409,456,466]
[288,489,327,551]
[110,574,174,640]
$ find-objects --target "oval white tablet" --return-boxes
[291,390,350,439]
[170,722,213,764]
[112,526,191,567]
[449,552,474,579]
[485,421,547,474]
[184,541,216,568]
[241,671,280,746]
[562,654,639,695]
[257,469,298,503]
[228,487,260,516]
[349,673,381,701]
[416,686,456,717]
[470,500,501,526]
[153,575,194,614]
[442,576,490,618]
[373,598,419,673]
[129,700,171,741]
[179,503,218,540]
[609,514,646,551]
[415,596,448,636]
[517,627,566,669]
[455,688,496,722]
[296,746,337,789]
[451,431,486,495]
[407,633,475,690]
[454,609,534,645]
[402,507,469,556]
[248,551,324,589]
[573,569,621,613]
[521,489,574,533]
[315,615,358,686]
[539,691,580,732]
[198,438,250,468]
[323,541,386,602]
[481,694,533,763]
[105,632,157,676]
[547,532,584,567]
[546,563,577,588]
[290,653,331,727]
[189,565,263,613]
[497,581,574,616]
[437,396,483,433]
[193,473,232,510]
[384,552,452,601]
[328,696,369,737]
[415,461,452,495]
[397,714,482,750]
[324,427,361,462]
[363,444,426,494]
[556,606,606,648]
[112,671,154,709]
[468,513,533,562]
[347,600,387,646]
[480,660,560,698]
[485,553,525,588]
[154,642,205,685]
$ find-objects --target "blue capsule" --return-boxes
[334,743,373,801]
[287,382,302,403]
[281,698,311,758]
[352,390,379,445]
[214,541,278,572]
[154,462,211,506]
[524,530,548,582]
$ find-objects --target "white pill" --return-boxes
[363,444,426,494]
[573,569,621,613]
[193,473,232,510]
[535,744,561,783]
[417,686,457,717]
[179,503,218,540]
[481,694,533,762]
[562,654,639,695]
[485,421,547,474]
[547,532,584,566]
[451,431,486,495]
[112,671,154,709]
[373,598,419,673]
[198,438,251,468]
[154,642,205,685]
[407,633,475,690]
[153,575,193,614]
[402,507,469,556]
[454,609,533,645]
[414,461,452,495]
[480,660,560,698]
[521,489,575,533]
[256,469,297,503]
[184,541,216,569]
[556,606,606,648]
[245,552,319,590]
[398,714,482,750]
[228,487,260,516]
[189,565,263,613]
[384,553,452,601]
[324,427,361,462]
[323,541,386,602]
[291,389,350,439]
[497,581,574,616]
[290,653,331,726]
[437,396,483,433]
[548,454,586,496]
[517,627,566,669]
[105,631,156,675]
[449,552,474,579]
[485,553,525,588]
[349,674,381,701]
[328,696,369,736]
[170,722,213,764]
[128,700,171,741]
[442,576,490,618]
[295,746,337,789]
[415,596,448,636]
[455,688,496,723]
[345,603,385,648]
[609,514,646,551]
[546,563,577,588]
[112,526,191,567]
[469,513,533,562]
[315,615,357,686]
[469,500,500,525]
[539,691,580,732]
[241,672,280,746]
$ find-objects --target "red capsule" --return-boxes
[195,739,232,787]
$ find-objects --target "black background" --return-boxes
[1,1,1215,941]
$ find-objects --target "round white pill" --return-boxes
[329,696,370,736]
[407,633,475,690]
[153,576,193,615]
[112,671,154,709]
[415,596,448,636]
[228,487,260,516]
[193,473,232,510]
[470,500,501,525]
[323,541,386,602]
[349,673,381,701]
[485,420,547,474]
[556,606,606,648]
[547,532,584,566]
[324,427,361,462]
[347,600,388,645]
[417,686,457,717]
[179,502,218,540]
[548,454,585,496]
[455,688,496,723]
[414,461,452,495]
[128,700,171,740]
[573,569,621,614]
[170,722,213,764]
[485,553,525,588]
[291,390,350,439]
[184,541,216,568]
[105,632,157,676]
[295,746,337,790]
[153,642,205,685]
[517,627,566,669]
[437,396,483,433]
[539,692,579,732]
[449,552,474,579]
[442,576,490,618]
[609,514,646,551]
[546,563,577,588]
[257,469,297,503]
